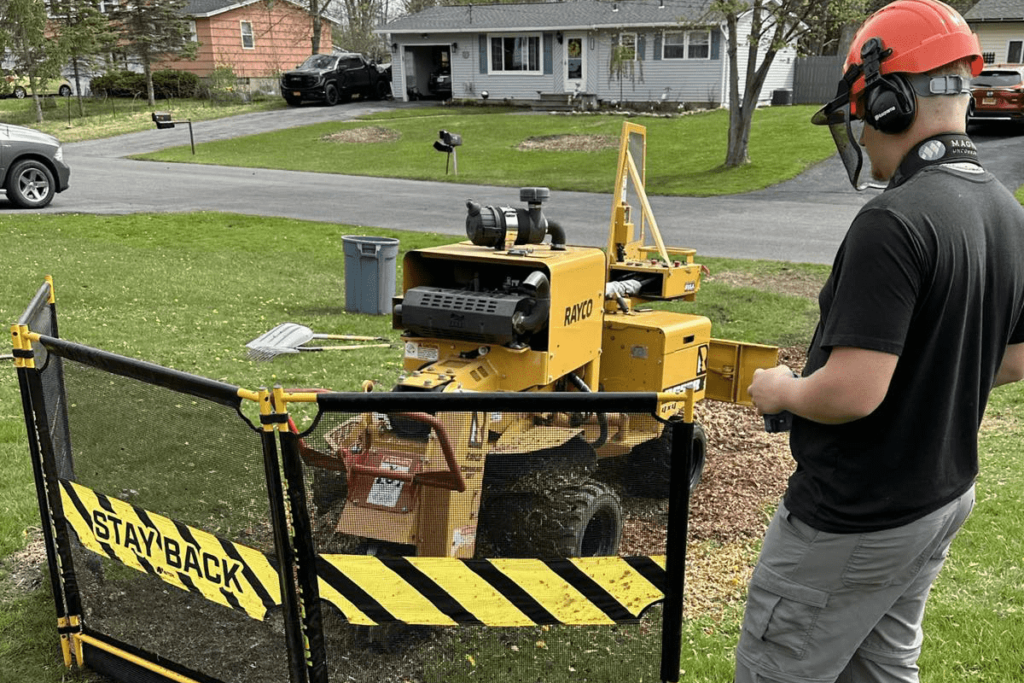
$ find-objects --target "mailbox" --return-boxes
[152,112,174,129]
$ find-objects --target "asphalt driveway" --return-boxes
[6,102,1024,265]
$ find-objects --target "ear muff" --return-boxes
[864,73,916,134]
[859,37,917,135]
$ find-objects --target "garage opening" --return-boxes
[403,45,451,101]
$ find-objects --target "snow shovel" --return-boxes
[246,323,389,361]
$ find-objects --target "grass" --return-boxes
[0,211,819,682]
[0,95,285,143]
[134,105,838,196]
[1,210,1022,682]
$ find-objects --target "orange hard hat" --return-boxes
[844,0,982,116]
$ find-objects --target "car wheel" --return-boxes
[59,84,71,97]
[324,84,339,106]
[6,159,56,209]
[13,86,26,99]
[374,80,391,100]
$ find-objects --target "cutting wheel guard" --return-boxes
[293,411,466,493]
[341,412,466,493]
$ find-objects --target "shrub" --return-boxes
[90,70,147,97]
[89,69,201,99]
[152,69,201,99]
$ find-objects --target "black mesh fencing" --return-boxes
[18,330,305,683]
[17,314,695,683]
[281,392,694,683]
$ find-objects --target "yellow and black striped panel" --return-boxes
[59,480,282,621]
[317,554,667,626]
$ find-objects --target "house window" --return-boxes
[240,20,255,49]
[663,30,711,60]
[490,35,541,73]
[98,0,118,13]
[618,33,637,61]
[983,51,996,64]
[187,20,197,43]
[1008,40,1023,64]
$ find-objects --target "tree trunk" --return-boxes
[310,0,322,54]
[724,8,778,167]
[144,59,155,107]
[72,58,85,117]
[725,94,756,166]
[724,12,745,167]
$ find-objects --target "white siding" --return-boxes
[597,29,724,104]
[724,10,798,107]
[971,22,1024,64]
[388,27,733,105]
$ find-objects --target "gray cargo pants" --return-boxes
[734,486,975,683]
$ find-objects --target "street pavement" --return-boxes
[7,102,1024,265]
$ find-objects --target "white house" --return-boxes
[965,0,1024,65]
[376,0,798,108]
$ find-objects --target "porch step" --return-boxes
[530,91,597,111]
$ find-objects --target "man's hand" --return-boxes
[748,365,797,416]
[749,348,898,425]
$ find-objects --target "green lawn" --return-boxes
[2,211,1022,682]
[134,105,837,196]
[0,95,286,143]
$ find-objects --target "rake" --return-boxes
[245,323,390,361]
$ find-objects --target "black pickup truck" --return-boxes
[280,52,391,106]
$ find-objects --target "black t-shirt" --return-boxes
[785,164,1024,533]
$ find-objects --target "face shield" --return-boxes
[812,67,887,192]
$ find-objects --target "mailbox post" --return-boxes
[151,112,195,155]
[432,129,462,175]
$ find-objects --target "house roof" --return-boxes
[964,0,1024,22]
[182,0,263,17]
[378,0,716,35]
[182,0,342,24]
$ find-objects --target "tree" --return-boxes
[608,37,644,104]
[108,0,196,106]
[302,0,341,55]
[709,0,867,168]
[48,0,115,115]
[0,0,64,123]
[338,0,388,59]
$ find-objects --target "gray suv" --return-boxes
[1,124,70,208]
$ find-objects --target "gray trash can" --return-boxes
[342,235,399,315]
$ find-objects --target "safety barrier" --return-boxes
[13,279,699,683]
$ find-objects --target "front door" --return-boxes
[563,33,586,93]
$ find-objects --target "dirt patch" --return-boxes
[517,134,619,152]
[322,126,401,144]
[706,269,824,300]
[0,528,46,600]
[617,346,807,617]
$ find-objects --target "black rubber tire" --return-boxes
[625,421,707,498]
[481,435,597,491]
[479,478,622,558]
[311,467,347,511]
[374,80,391,100]
[59,84,71,97]
[13,85,26,99]
[6,159,56,209]
[324,83,339,106]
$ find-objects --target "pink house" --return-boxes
[158,0,339,86]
